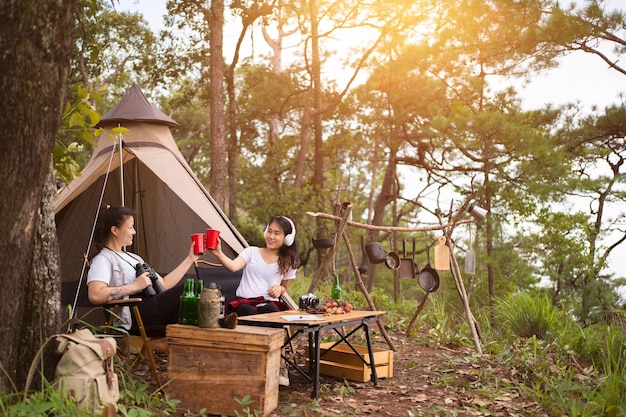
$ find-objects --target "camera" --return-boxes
[135,263,165,297]
[298,293,320,310]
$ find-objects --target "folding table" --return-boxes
[238,309,386,399]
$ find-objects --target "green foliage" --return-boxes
[487,303,626,417]
[233,395,262,417]
[0,350,179,417]
[116,372,179,416]
[494,292,561,340]
[72,0,160,96]
[53,84,105,183]
[0,385,91,417]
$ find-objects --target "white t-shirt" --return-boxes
[87,248,146,329]
[236,247,296,301]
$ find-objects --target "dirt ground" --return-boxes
[135,324,550,417]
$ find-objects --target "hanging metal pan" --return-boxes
[385,251,401,270]
[418,245,440,293]
[398,237,416,279]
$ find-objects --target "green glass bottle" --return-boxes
[178,278,195,324]
[191,280,203,325]
[331,274,342,301]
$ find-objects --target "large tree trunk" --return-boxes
[209,0,226,208]
[0,0,75,392]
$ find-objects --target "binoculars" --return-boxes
[135,262,165,298]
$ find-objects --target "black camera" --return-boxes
[298,293,320,310]
[135,263,165,297]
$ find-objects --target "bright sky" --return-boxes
[118,0,626,111]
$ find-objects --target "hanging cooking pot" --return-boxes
[365,241,387,264]
[312,224,335,249]
[418,245,440,293]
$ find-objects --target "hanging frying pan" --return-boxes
[385,251,401,270]
[398,237,416,279]
[418,245,440,292]
[384,236,401,270]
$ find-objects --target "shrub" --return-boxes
[495,293,560,340]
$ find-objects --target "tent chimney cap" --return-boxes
[97,83,179,128]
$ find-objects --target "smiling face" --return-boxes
[110,215,136,248]
[265,220,286,249]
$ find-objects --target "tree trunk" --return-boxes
[0,0,75,391]
[209,0,227,209]
[19,165,63,388]
[484,159,497,327]
[367,151,398,291]
[310,0,324,206]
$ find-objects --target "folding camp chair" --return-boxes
[194,260,242,305]
[102,298,162,387]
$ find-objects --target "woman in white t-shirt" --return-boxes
[210,215,301,316]
[87,205,199,336]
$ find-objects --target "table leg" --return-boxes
[364,321,378,385]
[312,329,322,399]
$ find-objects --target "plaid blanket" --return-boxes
[226,296,290,314]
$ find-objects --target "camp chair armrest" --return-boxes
[101,298,143,308]
[195,259,223,268]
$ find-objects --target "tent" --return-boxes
[55,84,247,316]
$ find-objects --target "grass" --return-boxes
[490,294,626,417]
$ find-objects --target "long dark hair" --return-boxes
[269,216,301,277]
[93,205,136,251]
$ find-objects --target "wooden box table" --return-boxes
[238,310,386,399]
[165,324,284,417]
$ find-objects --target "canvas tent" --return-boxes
[55,83,247,316]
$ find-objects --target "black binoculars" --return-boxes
[135,263,165,298]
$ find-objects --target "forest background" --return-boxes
[1,0,626,411]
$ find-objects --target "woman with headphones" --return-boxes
[209,215,301,317]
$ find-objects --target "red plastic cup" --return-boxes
[205,229,220,250]
[191,233,205,255]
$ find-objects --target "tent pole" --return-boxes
[118,127,124,207]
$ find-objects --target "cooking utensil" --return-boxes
[465,227,476,275]
[398,237,416,279]
[312,223,334,248]
[365,241,386,264]
[385,251,401,270]
[433,235,450,271]
[312,237,334,249]
[465,250,476,275]
[412,237,418,276]
[418,245,440,293]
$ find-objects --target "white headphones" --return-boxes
[264,216,296,246]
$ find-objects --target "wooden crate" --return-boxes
[304,342,393,382]
[166,324,284,417]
